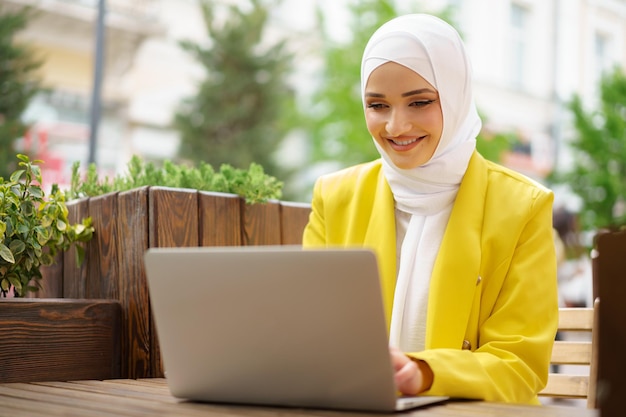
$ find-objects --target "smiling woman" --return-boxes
[302,13,558,404]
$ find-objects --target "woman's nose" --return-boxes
[386,110,411,136]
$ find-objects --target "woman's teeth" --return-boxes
[392,138,419,146]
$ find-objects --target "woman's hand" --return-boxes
[389,346,433,395]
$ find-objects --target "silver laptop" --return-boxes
[144,246,449,413]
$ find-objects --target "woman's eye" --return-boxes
[367,103,386,109]
[411,99,436,107]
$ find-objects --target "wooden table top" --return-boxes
[0,378,599,417]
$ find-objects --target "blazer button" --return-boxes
[476,276,482,285]
[462,340,471,350]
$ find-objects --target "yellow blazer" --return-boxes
[303,151,558,404]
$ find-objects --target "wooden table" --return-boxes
[0,378,598,417]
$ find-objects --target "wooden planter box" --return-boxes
[34,187,311,379]
[0,298,121,383]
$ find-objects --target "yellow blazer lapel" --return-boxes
[362,168,397,329]
[426,152,486,349]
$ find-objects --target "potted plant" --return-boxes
[64,155,285,204]
[40,155,310,379]
[0,154,94,297]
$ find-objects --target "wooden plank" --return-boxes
[550,341,592,365]
[149,187,199,248]
[279,201,311,245]
[117,187,151,379]
[149,187,200,377]
[63,198,90,298]
[33,253,64,298]
[0,393,107,417]
[542,374,589,398]
[595,230,626,416]
[0,380,264,417]
[0,383,161,417]
[35,380,175,403]
[86,193,120,300]
[558,308,594,331]
[198,191,242,246]
[0,299,121,383]
[241,200,281,245]
[443,400,597,417]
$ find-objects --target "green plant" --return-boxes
[550,67,626,230]
[65,155,284,204]
[173,0,294,179]
[0,6,45,179]
[0,154,94,297]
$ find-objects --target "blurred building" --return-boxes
[2,0,626,202]
[424,0,626,208]
[1,0,203,189]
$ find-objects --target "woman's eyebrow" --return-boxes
[364,88,437,98]
[402,88,436,97]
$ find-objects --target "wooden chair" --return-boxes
[539,298,599,408]
[593,229,626,417]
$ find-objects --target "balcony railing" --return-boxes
[57,0,160,22]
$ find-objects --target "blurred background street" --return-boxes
[1,0,625,210]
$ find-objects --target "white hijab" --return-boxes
[361,14,481,351]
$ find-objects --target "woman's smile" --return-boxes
[388,136,424,149]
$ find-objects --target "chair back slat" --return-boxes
[542,374,589,398]
[539,302,598,408]
[550,341,592,365]
[558,308,594,331]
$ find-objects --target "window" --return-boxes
[594,32,612,81]
[509,3,529,89]
[45,90,90,124]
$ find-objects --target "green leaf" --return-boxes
[27,185,43,199]
[75,244,86,267]
[20,200,35,216]
[9,239,26,255]
[17,223,30,235]
[35,226,50,245]
[9,169,25,182]
[0,243,15,263]
[40,252,54,265]
[40,215,53,228]
[56,219,67,232]
[31,165,43,183]
[8,275,22,292]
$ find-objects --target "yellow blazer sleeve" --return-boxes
[409,154,558,404]
[302,177,327,247]
[302,161,398,325]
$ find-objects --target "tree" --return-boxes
[0,6,43,179]
[476,121,524,165]
[298,0,399,167]
[173,0,295,178]
[552,67,626,230]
